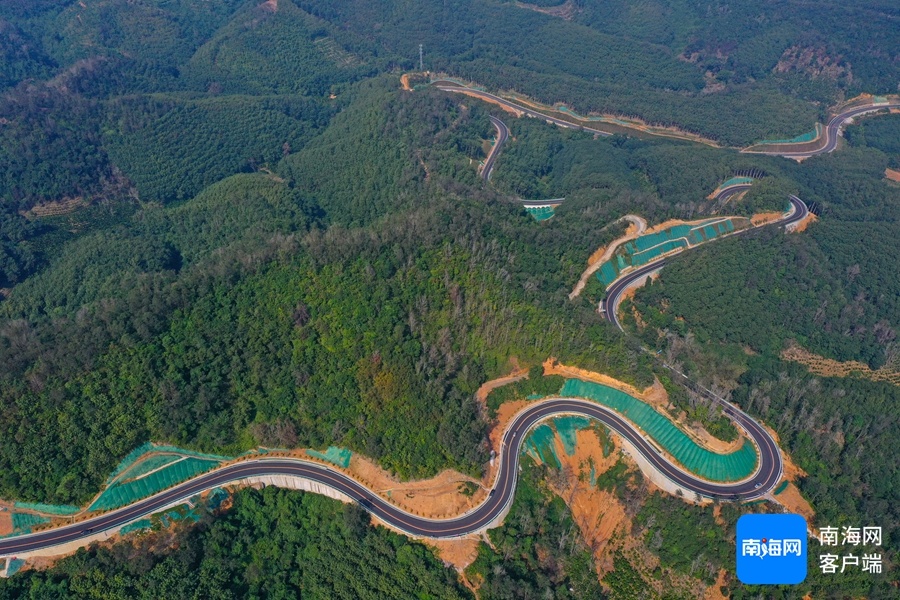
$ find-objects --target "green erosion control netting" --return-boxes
[525,206,555,221]
[119,518,153,535]
[90,457,221,512]
[13,501,79,516]
[5,559,25,577]
[306,447,352,468]
[774,481,790,495]
[560,380,758,482]
[596,218,742,288]
[105,442,232,485]
[10,512,50,534]
[718,176,754,189]
[207,487,230,510]
[114,455,183,482]
[524,424,561,469]
[758,124,820,145]
[552,416,592,456]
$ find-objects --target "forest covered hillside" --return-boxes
[0,1,897,598]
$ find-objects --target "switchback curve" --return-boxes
[0,394,781,555]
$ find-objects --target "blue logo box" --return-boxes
[737,514,808,584]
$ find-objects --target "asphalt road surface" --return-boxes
[0,123,805,559]
[0,394,781,555]
[435,82,612,137]
[601,195,807,331]
[482,116,509,182]
[437,81,897,157]
[0,212,800,560]
[713,183,752,203]
[753,103,900,157]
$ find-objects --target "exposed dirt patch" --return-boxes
[515,0,579,20]
[474,365,528,409]
[781,344,900,386]
[400,73,412,91]
[0,510,12,536]
[259,0,278,13]
[645,216,710,234]
[346,456,485,520]
[489,400,532,459]
[885,168,900,183]
[543,358,649,401]
[703,568,730,600]
[790,212,817,233]
[773,482,815,523]
[532,424,632,578]
[750,211,784,226]
[21,196,87,219]
[570,215,647,299]
[447,88,524,117]
[425,537,482,573]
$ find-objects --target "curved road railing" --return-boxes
[601,195,807,331]
[0,392,782,555]
[0,128,807,561]
[744,103,900,157]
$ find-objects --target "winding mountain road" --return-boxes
[481,116,509,182]
[436,80,897,157]
[0,108,811,560]
[435,81,613,137]
[0,393,782,556]
[601,195,808,332]
[744,102,900,157]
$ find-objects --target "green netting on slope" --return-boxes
[105,443,232,485]
[625,225,694,253]
[158,504,201,528]
[524,424,561,469]
[597,261,618,287]
[10,512,50,533]
[119,519,153,535]
[306,447,352,468]
[525,206,555,221]
[115,455,183,483]
[687,220,733,245]
[774,481,790,495]
[631,239,686,266]
[90,458,221,512]
[13,502,79,516]
[560,380,757,482]
[758,127,819,145]
[106,442,158,483]
[719,176,754,189]
[5,559,25,577]
[596,218,743,289]
[207,487,230,511]
[553,416,592,456]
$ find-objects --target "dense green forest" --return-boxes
[0,0,898,596]
[0,85,660,505]
[630,144,899,368]
[467,458,605,598]
[0,488,472,599]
